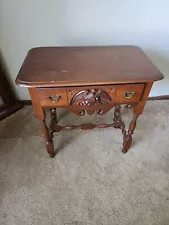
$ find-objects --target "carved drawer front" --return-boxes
[115,84,144,103]
[67,86,115,106]
[37,88,68,107]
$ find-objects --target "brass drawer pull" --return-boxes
[46,95,61,102]
[124,92,136,99]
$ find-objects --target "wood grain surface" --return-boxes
[16,46,163,87]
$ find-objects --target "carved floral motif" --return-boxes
[70,89,112,106]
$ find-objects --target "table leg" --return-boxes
[113,105,126,133]
[113,105,122,125]
[50,108,57,123]
[122,82,153,153]
[122,114,138,153]
[28,88,56,158]
[41,119,56,158]
[113,105,139,153]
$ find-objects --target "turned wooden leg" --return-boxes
[49,108,57,137]
[113,105,122,128]
[41,120,56,158]
[114,105,121,122]
[50,108,57,123]
[122,114,138,153]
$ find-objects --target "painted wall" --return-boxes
[0,0,169,99]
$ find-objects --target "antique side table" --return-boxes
[16,46,163,158]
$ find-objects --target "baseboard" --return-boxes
[19,95,169,106]
[148,95,169,100]
[18,100,32,105]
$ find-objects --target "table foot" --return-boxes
[122,136,132,153]
[46,141,56,158]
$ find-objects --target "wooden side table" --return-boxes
[16,46,163,157]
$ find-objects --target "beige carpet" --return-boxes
[0,101,169,225]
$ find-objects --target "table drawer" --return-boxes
[67,84,144,105]
[37,88,68,107]
[115,84,144,103]
[37,83,144,107]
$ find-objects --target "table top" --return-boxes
[16,46,163,87]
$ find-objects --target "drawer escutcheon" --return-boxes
[46,95,61,102]
[124,92,136,99]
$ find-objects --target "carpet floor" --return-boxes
[0,100,169,225]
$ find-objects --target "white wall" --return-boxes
[0,0,169,99]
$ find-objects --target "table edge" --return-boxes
[15,76,164,88]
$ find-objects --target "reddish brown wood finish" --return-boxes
[37,88,68,107]
[28,88,45,120]
[28,88,56,157]
[67,85,116,106]
[16,46,164,157]
[122,114,138,153]
[51,122,119,132]
[42,120,56,158]
[115,84,144,103]
[36,84,145,110]
[16,46,163,87]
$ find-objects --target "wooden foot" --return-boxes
[41,120,56,157]
[122,136,132,153]
[46,141,56,158]
[122,114,138,153]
